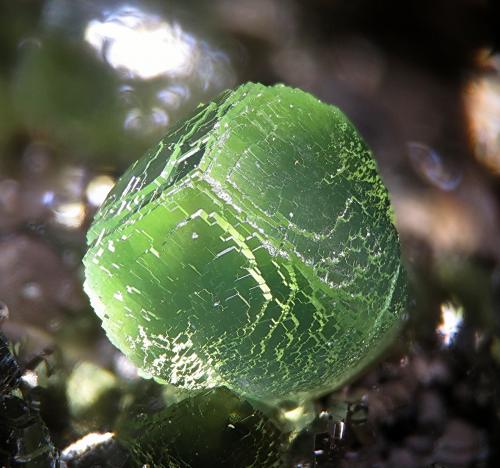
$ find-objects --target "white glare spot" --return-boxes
[337,421,345,439]
[84,6,198,80]
[437,301,464,346]
[61,432,114,460]
[283,405,306,422]
[157,84,191,109]
[124,107,170,133]
[53,202,86,229]
[151,107,169,127]
[42,191,55,206]
[21,370,38,388]
[124,108,143,130]
[114,353,139,380]
[86,175,115,207]
[22,282,42,300]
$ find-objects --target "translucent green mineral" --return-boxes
[116,387,285,467]
[83,83,408,403]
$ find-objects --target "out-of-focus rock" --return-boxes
[0,234,85,335]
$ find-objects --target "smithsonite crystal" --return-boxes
[83,83,408,403]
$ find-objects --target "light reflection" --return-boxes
[157,84,191,110]
[283,405,306,422]
[113,353,139,380]
[407,142,462,191]
[124,106,169,132]
[21,282,43,300]
[61,432,114,460]
[437,301,463,346]
[123,107,143,131]
[466,53,500,174]
[67,362,117,416]
[280,402,315,430]
[41,191,55,206]
[84,4,235,136]
[151,107,169,127]
[53,202,86,229]
[21,370,39,388]
[86,175,115,207]
[85,6,199,80]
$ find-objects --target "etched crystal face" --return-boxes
[83,83,408,403]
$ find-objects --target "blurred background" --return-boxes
[1,0,500,466]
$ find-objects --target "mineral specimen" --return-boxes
[83,82,408,403]
[116,387,285,467]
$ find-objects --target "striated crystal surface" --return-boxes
[83,82,408,403]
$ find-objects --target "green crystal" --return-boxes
[83,82,408,403]
[116,387,285,467]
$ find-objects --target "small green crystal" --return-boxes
[116,387,285,467]
[83,83,408,403]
